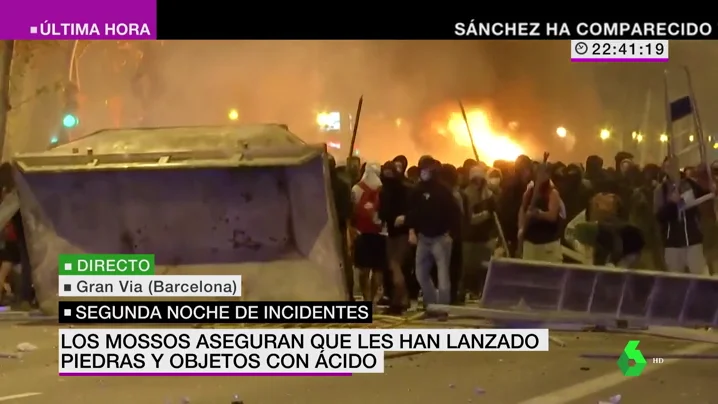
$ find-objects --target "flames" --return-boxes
[437,107,525,165]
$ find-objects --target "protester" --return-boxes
[0,163,19,304]
[351,162,386,305]
[392,155,408,176]
[378,160,410,314]
[406,157,460,314]
[460,166,497,299]
[438,163,464,304]
[486,168,502,195]
[500,155,533,257]
[0,214,17,305]
[518,167,565,263]
[654,172,711,274]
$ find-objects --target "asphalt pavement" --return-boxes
[1,321,716,404]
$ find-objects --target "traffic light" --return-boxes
[62,113,79,128]
[62,82,80,129]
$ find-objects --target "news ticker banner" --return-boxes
[58,254,241,297]
[163,18,718,40]
[59,328,550,375]
[0,0,155,40]
[59,301,373,324]
[570,40,669,63]
[1,15,717,40]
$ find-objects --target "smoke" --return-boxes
[69,41,605,163]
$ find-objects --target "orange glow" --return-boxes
[439,107,525,165]
[316,112,332,127]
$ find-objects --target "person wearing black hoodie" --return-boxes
[406,157,460,310]
[614,152,636,221]
[583,155,605,191]
[438,163,464,304]
[379,160,410,314]
[654,173,712,274]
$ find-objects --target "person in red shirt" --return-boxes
[0,187,20,304]
[351,162,386,306]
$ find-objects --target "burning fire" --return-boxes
[439,108,525,165]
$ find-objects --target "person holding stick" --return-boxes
[518,157,566,263]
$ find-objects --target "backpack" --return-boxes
[589,192,620,222]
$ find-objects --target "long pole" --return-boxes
[664,69,679,185]
[638,89,651,166]
[458,99,509,257]
[348,95,363,158]
[0,41,15,161]
[458,100,480,161]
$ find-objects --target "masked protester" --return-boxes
[460,166,497,300]
[328,156,354,300]
[439,164,464,304]
[392,155,408,176]
[629,164,665,270]
[486,168,502,194]
[654,171,712,274]
[500,155,532,257]
[406,157,460,316]
[378,161,410,314]
[691,164,718,275]
[351,162,386,306]
[560,164,587,222]
[518,166,566,262]
[584,155,605,191]
[551,162,566,182]
[346,156,362,185]
[463,159,478,172]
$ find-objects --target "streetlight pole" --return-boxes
[0,41,14,160]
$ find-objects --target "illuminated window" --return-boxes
[316,112,341,131]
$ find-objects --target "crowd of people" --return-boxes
[329,151,718,317]
[1,150,717,312]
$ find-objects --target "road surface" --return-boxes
[1,320,716,404]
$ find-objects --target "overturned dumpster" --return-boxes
[11,124,347,315]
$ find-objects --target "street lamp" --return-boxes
[228,109,239,121]
[600,129,610,140]
[659,134,668,143]
[556,127,567,138]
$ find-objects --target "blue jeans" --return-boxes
[415,234,453,306]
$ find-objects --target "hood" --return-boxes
[585,155,604,176]
[469,166,486,181]
[487,167,502,180]
[614,151,634,170]
[392,155,408,174]
[360,162,382,190]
